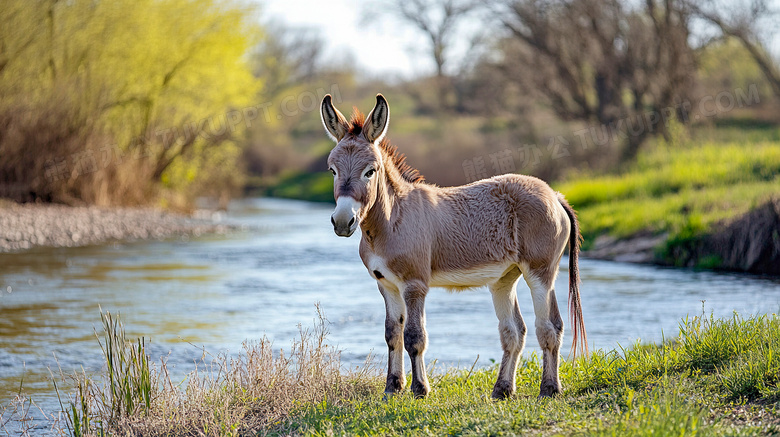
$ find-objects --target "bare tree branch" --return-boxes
[367,0,481,110]
[688,0,780,98]
[498,0,696,160]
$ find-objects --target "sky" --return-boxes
[260,0,432,79]
[259,0,780,79]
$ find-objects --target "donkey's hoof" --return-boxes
[385,374,405,393]
[491,381,515,400]
[413,391,429,399]
[538,382,562,398]
[411,381,430,399]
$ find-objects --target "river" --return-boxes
[1,198,779,432]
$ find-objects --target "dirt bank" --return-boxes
[665,198,780,275]
[584,198,780,276]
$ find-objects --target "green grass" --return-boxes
[266,171,334,203]
[555,138,780,247]
[278,314,780,436]
[58,312,780,436]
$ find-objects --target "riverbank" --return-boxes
[50,312,779,436]
[582,198,780,275]
[556,137,780,275]
[0,201,233,252]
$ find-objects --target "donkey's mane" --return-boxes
[349,108,425,184]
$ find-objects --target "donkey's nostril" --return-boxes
[348,217,355,227]
[330,216,336,226]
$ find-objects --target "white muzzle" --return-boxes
[331,196,361,237]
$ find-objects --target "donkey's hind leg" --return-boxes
[523,264,564,397]
[489,266,526,399]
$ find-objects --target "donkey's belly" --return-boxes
[430,262,516,289]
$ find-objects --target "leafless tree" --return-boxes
[368,0,481,111]
[688,0,780,98]
[252,24,325,98]
[497,0,697,161]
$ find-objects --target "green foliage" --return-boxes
[563,314,780,403]
[679,315,780,401]
[586,381,705,437]
[267,171,334,203]
[556,138,780,244]
[0,0,261,206]
[696,255,724,269]
[698,38,774,100]
[56,310,152,436]
[67,379,99,437]
[98,311,153,419]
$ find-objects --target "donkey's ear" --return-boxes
[320,94,349,142]
[363,94,389,144]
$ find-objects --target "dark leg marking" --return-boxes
[380,286,405,396]
[492,378,515,400]
[385,372,404,393]
[404,284,430,399]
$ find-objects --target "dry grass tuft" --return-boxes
[1,392,54,436]
[56,306,381,436]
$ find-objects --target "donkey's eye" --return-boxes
[329,167,336,176]
[364,169,375,178]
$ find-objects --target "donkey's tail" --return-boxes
[559,195,588,359]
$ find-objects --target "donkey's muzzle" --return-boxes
[331,196,360,237]
[332,215,357,237]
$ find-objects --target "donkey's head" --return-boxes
[321,94,389,237]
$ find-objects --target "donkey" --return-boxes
[320,93,587,400]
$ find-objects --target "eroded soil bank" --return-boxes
[585,198,780,276]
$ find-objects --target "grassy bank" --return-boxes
[53,311,780,436]
[556,138,780,244]
[554,128,780,271]
[264,171,334,203]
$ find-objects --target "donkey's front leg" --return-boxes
[403,280,430,398]
[379,284,407,397]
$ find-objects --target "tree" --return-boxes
[498,0,697,161]
[243,24,329,181]
[251,23,325,98]
[0,1,46,77]
[367,0,480,111]
[688,0,780,99]
[698,38,775,99]
[0,0,262,205]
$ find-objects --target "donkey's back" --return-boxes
[423,174,571,277]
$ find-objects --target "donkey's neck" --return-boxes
[361,152,413,243]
